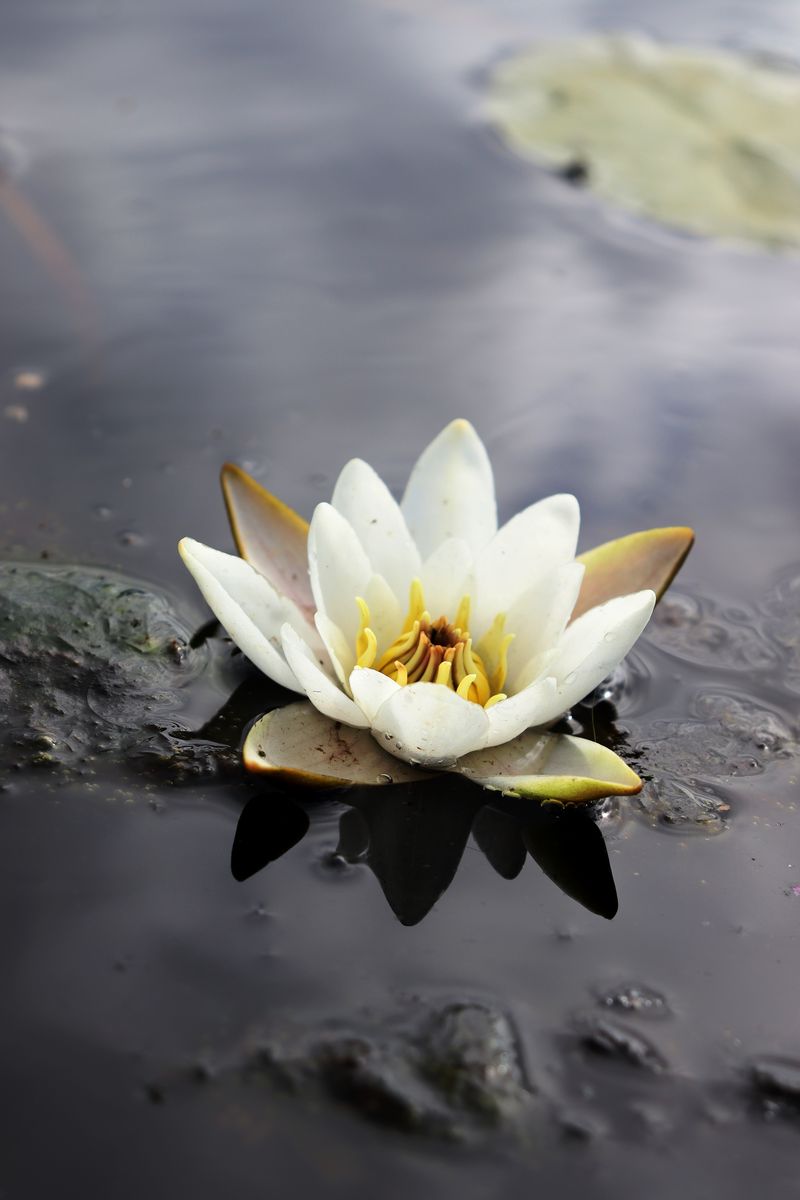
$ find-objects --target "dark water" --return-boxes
[1,0,800,1195]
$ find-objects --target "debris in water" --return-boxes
[13,369,45,391]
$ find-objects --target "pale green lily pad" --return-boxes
[573,526,694,622]
[244,699,641,801]
[487,35,800,247]
[243,702,435,787]
[455,728,642,801]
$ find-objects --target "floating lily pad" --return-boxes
[487,35,800,247]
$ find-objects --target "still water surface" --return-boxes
[1,0,799,1195]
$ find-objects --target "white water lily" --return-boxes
[180,419,692,797]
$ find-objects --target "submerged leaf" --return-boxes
[220,463,312,615]
[455,728,642,801]
[573,526,694,622]
[487,35,800,247]
[243,701,434,787]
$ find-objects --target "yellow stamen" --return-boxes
[491,635,514,695]
[357,628,377,668]
[355,597,377,668]
[463,639,490,705]
[477,612,516,696]
[375,620,419,673]
[402,578,425,632]
[454,594,470,633]
[404,631,431,681]
[351,578,510,708]
[435,659,453,687]
[456,672,477,700]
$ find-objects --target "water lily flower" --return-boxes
[180,420,692,799]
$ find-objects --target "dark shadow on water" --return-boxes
[230,790,309,882]
[230,775,618,925]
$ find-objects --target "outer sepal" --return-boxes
[221,463,312,616]
[243,700,641,802]
[243,701,434,787]
[454,727,642,801]
[572,526,694,622]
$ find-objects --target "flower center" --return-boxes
[354,579,512,708]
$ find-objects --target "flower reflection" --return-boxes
[229,778,617,926]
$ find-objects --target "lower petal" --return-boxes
[370,682,489,767]
[349,667,401,723]
[281,625,369,727]
[505,562,585,691]
[179,538,303,693]
[483,676,560,747]
[549,589,656,713]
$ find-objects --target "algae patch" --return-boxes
[0,562,210,774]
[486,35,800,247]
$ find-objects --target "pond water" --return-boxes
[1,0,799,1196]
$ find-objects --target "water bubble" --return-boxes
[603,631,616,642]
[376,772,393,784]
[564,670,578,685]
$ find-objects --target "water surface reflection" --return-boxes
[231,782,618,925]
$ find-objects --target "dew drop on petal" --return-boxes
[376,773,393,784]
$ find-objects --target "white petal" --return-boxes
[550,589,656,713]
[315,612,354,689]
[349,667,401,723]
[473,494,580,635]
[280,625,369,727]
[179,538,304,693]
[420,538,474,621]
[505,562,585,692]
[331,458,421,598]
[400,419,497,559]
[370,682,489,767]
[308,503,371,647]
[363,573,403,656]
[483,676,560,747]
